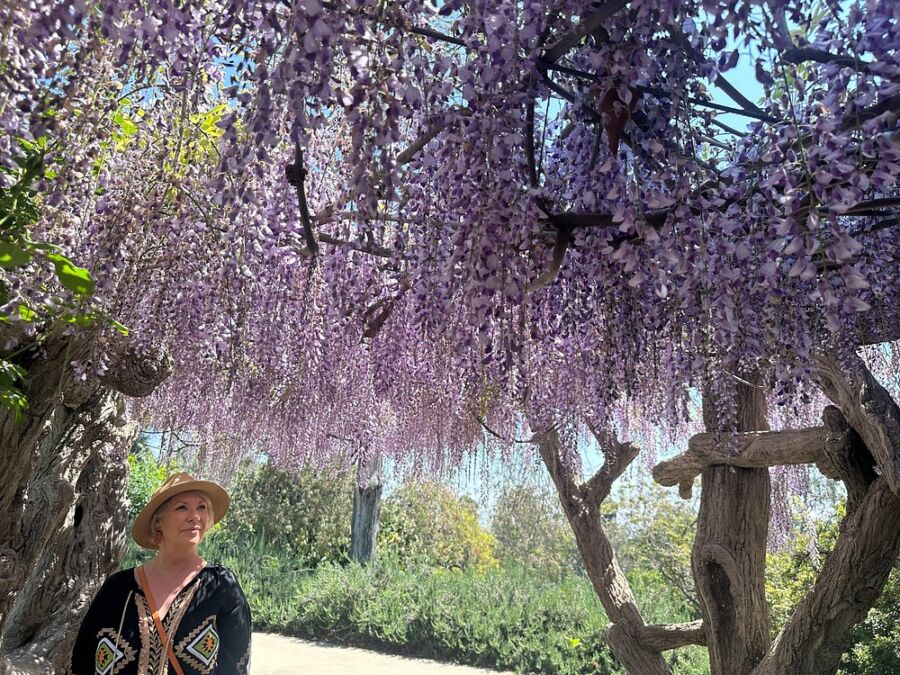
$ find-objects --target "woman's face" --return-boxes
[153,491,211,550]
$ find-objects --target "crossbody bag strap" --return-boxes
[137,566,186,675]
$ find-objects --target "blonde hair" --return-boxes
[150,490,214,545]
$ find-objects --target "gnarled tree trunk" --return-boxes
[693,373,771,675]
[0,333,171,674]
[691,370,769,675]
[532,424,703,674]
[3,393,134,673]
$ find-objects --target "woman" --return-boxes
[70,472,251,675]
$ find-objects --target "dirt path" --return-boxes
[250,632,516,675]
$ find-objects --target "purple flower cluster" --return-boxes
[2,1,897,505]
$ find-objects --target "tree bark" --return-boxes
[350,453,383,563]
[654,426,835,497]
[2,396,133,672]
[0,337,97,655]
[693,374,771,675]
[752,478,900,674]
[637,620,706,651]
[0,333,171,674]
[820,405,877,517]
[814,350,900,496]
[533,426,675,674]
[1,337,85,552]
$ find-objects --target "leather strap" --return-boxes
[137,566,186,675]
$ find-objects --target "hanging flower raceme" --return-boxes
[0,0,897,469]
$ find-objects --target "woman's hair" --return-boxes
[150,490,214,545]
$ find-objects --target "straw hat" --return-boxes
[132,472,230,550]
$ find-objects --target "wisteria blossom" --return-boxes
[1,0,897,466]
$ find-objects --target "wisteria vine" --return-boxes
[1,1,897,485]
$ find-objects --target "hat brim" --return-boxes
[132,480,230,550]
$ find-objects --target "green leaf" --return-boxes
[0,381,29,423]
[18,303,37,322]
[113,111,139,137]
[16,138,38,153]
[101,314,130,335]
[20,154,45,183]
[0,240,32,268]
[46,253,94,296]
[0,359,27,386]
[63,313,94,328]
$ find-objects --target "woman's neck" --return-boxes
[147,548,205,577]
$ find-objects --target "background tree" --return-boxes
[216,461,354,567]
[351,453,384,563]
[492,483,581,579]
[602,482,700,615]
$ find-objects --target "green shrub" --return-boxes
[841,565,900,674]
[225,543,624,674]
[492,485,581,579]
[194,522,710,675]
[379,481,498,572]
[219,461,354,567]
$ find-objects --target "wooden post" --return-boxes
[350,453,383,563]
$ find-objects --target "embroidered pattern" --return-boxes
[188,622,219,666]
[95,637,121,675]
[175,617,219,673]
[135,595,154,675]
[135,581,200,674]
[93,629,136,675]
[235,644,251,674]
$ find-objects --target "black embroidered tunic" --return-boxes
[70,565,251,675]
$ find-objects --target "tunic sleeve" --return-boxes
[216,570,252,674]
[69,577,113,675]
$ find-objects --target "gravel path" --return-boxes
[250,632,516,675]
